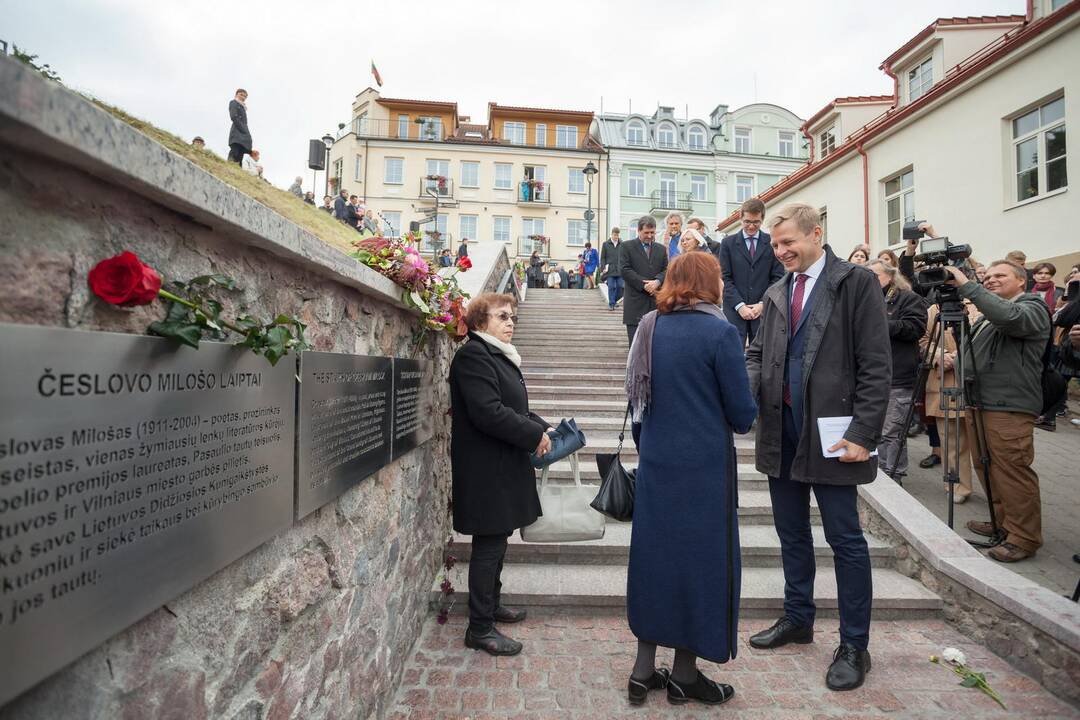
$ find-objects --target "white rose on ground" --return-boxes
[943,647,967,666]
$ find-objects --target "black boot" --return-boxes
[464,627,522,656]
[493,606,527,624]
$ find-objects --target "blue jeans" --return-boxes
[606,276,624,308]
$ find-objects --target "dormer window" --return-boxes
[687,125,706,150]
[907,57,933,103]
[627,120,646,145]
[657,123,677,148]
[819,126,836,158]
[734,127,752,154]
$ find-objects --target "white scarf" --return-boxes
[473,332,522,368]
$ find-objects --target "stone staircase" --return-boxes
[437,288,942,619]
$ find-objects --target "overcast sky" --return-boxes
[5,0,1021,189]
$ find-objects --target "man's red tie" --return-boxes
[749,236,756,258]
[783,273,810,406]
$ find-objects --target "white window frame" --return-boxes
[627,169,645,197]
[397,114,409,139]
[1011,95,1067,205]
[384,157,404,185]
[459,215,478,242]
[418,116,443,140]
[687,125,706,150]
[907,56,933,104]
[556,125,578,148]
[819,126,836,158]
[421,214,449,253]
[735,175,754,203]
[734,126,752,154]
[461,161,480,188]
[381,211,401,238]
[354,154,363,182]
[690,174,707,201]
[494,163,513,189]
[503,122,526,145]
[567,219,597,247]
[568,168,586,194]
[425,159,450,196]
[659,171,677,205]
[883,168,915,244]
[535,123,547,147]
[778,131,795,158]
[627,120,646,146]
[493,216,512,243]
[657,122,676,148]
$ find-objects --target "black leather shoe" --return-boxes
[748,616,814,649]
[627,668,669,705]
[493,606,527,624]
[826,643,871,691]
[666,671,734,706]
[919,453,942,468]
[464,627,522,656]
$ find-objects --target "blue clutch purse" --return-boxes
[530,418,586,468]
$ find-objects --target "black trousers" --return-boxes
[468,532,510,633]
[626,323,638,345]
[227,143,247,165]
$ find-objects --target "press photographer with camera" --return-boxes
[1050,265,1080,424]
[939,255,1051,563]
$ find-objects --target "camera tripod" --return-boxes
[885,293,1005,547]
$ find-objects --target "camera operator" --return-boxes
[1052,265,1080,417]
[899,223,936,297]
[940,258,1051,563]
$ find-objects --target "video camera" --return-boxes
[903,221,973,293]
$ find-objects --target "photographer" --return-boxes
[1051,265,1080,421]
[940,259,1051,563]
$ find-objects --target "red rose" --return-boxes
[88,251,162,306]
[456,256,472,270]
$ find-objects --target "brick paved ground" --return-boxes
[386,613,1079,719]
[900,401,1080,596]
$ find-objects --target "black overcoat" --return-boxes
[449,334,550,535]
[619,240,668,326]
[227,99,252,150]
[746,246,891,485]
[719,230,784,326]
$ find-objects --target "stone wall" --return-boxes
[0,65,453,719]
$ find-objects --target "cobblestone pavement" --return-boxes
[387,614,1079,719]
[899,404,1080,596]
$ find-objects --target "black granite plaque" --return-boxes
[0,324,296,706]
[296,352,393,518]
[391,359,435,461]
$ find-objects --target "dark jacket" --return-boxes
[746,246,891,485]
[333,195,348,220]
[898,252,932,297]
[884,285,929,388]
[228,99,252,150]
[600,239,622,277]
[344,203,359,227]
[619,240,668,326]
[956,283,1051,416]
[720,230,784,326]
[458,243,468,259]
[449,335,550,535]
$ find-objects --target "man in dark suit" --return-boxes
[619,216,668,344]
[720,198,784,346]
[227,89,252,165]
[333,189,349,221]
[600,228,624,311]
[745,202,890,692]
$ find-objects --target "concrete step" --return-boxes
[531,399,628,418]
[522,360,626,370]
[449,524,895,568]
[529,385,628,400]
[545,438,755,462]
[522,372,626,388]
[540,461,769,491]
[433,564,942,619]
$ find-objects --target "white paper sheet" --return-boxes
[817,416,878,458]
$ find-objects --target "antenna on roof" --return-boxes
[753,73,758,102]
[628,99,631,115]
[600,96,603,115]
[685,103,688,120]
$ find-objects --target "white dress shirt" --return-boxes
[790,250,828,308]
[734,231,762,313]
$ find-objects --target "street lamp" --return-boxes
[583,160,599,248]
[322,133,334,198]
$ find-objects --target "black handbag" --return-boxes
[590,405,635,521]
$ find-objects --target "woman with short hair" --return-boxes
[449,293,552,656]
[624,252,757,707]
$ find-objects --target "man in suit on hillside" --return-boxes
[227,89,252,166]
[619,215,668,344]
[720,197,785,346]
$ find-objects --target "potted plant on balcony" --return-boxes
[526,178,545,193]
[527,234,549,255]
[425,174,448,192]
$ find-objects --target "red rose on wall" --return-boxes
[87,251,162,306]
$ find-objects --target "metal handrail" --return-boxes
[650,190,693,211]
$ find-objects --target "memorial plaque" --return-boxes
[0,324,296,706]
[296,353,392,518]
[391,359,435,461]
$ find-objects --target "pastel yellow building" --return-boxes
[327,89,608,265]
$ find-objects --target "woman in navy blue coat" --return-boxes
[624,251,757,707]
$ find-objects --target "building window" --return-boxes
[556,125,578,148]
[522,218,546,255]
[493,216,512,243]
[382,211,401,238]
[397,115,409,139]
[819,127,836,158]
[418,117,443,140]
[384,157,403,185]
[819,206,828,243]
[567,219,597,247]
[535,123,547,146]
[354,154,363,181]
[687,125,706,150]
[422,214,449,253]
[332,158,343,189]
[425,159,450,195]
[690,174,707,201]
[907,57,933,103]
[461,161,479,188]
[459,215,477,242]
[494,163,513,189]
[734,127,752,154]
[627,120,646,146]
[568,168,586,194]
[735,175,754,203]
[657,123,676,148]
[353,112,369,136]
[884,169,915,244]
[778,131,795,158]
[503,122,526,145]
[1012,95,1066,202]
[627,169,645,197]
[1051,0,1069,9]
[659,172,677,206]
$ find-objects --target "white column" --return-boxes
[714,168,730,232]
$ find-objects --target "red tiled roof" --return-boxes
[881,15,1026,69]
[488,102,593,118]
[376,97,457,109]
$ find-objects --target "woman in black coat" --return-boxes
[449,292,551,656]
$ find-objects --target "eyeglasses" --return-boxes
[489,312,518,323]
[742,219,763,227]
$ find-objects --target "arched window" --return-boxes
[657,123,676,148]
[687,125,706,150]
[626,120,646,146]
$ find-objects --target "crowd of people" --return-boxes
[445,194,1079,707]
[525,243,599,290]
